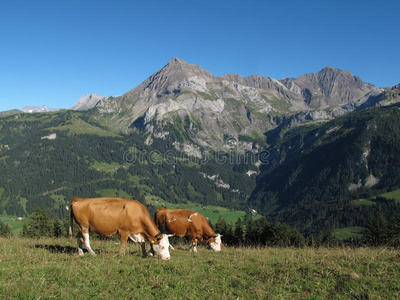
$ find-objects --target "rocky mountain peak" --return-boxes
[391,84,400,90]
[167,57,189,68]
[290,66,376,108]
[125,58,214,98]
[71,93,104,111]
[161,57,213,78]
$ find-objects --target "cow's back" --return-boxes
[156,208,211,238]
[71,197,143,236]
[120,200,158,235]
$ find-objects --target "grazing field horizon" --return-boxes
[0,237,399,299]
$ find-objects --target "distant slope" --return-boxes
[20,105,59,113]
[249,105,400,233]
[0,109,22,115]
[0,110,257,219]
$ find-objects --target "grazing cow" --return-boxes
[155,208,222,252]
[70,197,172,260]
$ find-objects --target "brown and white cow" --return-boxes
[70,197,172,260]
[155,208,222,252]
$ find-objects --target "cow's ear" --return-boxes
[206,237,216,243]
[148,237,157,244]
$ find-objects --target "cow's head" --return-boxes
[207,234,223,252]
[149,234,173,260]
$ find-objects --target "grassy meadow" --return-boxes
[351,188,400,206]
[0,238,399,299]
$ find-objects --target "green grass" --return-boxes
[350,198,377,206]
[380,189,400,202]
[197,91,216,100]
[96,189,132,198]
[261,94,291,113]
[0,213,24,236]
[91,161,124,173]
[0,238,399,299]
[351,189,400,206]
[332,227,364,240]
[48,118,119,137]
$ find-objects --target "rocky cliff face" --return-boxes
[71,93,104,111]
[94,58,380,149]
[280,66,375,109]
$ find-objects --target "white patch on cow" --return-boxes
[188,213,198,222]
[209,234,222,252]
[191,242,198,252]
[151,235,171,260]
[129,234,148,257]
[129,234,145,243]
[167,218,176,223]
[82,233,96,255]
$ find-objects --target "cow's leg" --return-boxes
[120,231,129,255]
[77,232,84,256]
[147,242,155,257]
[191,238,198,252]
[82,232,96,256]
[140,242,148,257]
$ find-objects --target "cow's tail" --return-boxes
[68,204,73,240]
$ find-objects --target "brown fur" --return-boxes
[70,197,162,252]
[155,208,216,247]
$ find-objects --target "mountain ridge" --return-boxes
[93,57,380,150]
[20,105,60,113]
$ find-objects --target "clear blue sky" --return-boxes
[0,0,399,111]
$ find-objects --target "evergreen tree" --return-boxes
[258,217,272,246]
[268,222,291,247]
[0,222,13,238]
[388,213,400,247]
[53,218,65,238]
[289,226,305,247]
[214,217,234,245]
[244,217,259,246]
[320,231,336,247]
[21,208,54,238]
[215,217,227,234]
[306,233,323,247]
[362,205,388,246]
[234,218,244,246]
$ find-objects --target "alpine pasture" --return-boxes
[1,237,399,299]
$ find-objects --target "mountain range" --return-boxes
[20,105,60,113]
[33,57,391,155]
[7,58,398,149]
[1,57,400,235]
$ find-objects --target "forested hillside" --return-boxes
[249,105,400,234]
[0,110,257,219]
[2,103,400,236]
